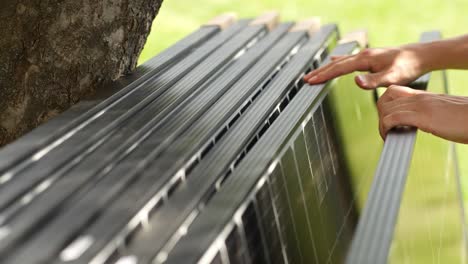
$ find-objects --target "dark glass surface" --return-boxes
[254,183,285,264]
[210,252,223,264]
[304,113,328,204]
[241,201,268,264]
[268,163,302,264]
[225,225,248,264]
[280,147,318,263]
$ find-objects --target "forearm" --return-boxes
[417,34,468,72]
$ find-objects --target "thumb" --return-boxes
[355,71,396,89]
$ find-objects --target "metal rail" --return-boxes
[345,31,442,264]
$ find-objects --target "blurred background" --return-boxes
[138,0,468,201]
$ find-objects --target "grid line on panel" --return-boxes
[252,192,274,264]
[316,104,350,262]
[265,175,290,264]
[270,163,303,264]
[277,162,304,263]
[320,106,338,176]
[301,126,329,260]
[294,130,331,263]
[313,108,331,204]
[308,112,328,204]
[316,106,335,187]
[289,144,320,263]
[246,176,288,264]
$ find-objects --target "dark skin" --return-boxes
[304,34,468,144]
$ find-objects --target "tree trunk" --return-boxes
[0,0,163,146]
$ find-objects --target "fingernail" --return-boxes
[356,75,368,86]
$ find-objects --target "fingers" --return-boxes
[304,48,376,85]
[378,92,468,144]
[380,111,421,139]
[377,86,429,139]
[303,54,358,81]
[304,53,370,84]
[305,47,414,89]
[378,85,422,105]
[355,71,396,89]
[304,55,360,82]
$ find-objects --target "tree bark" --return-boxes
[0,0,163,146]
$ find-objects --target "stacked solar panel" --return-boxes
[163,43,359,264]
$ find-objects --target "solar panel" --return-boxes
[70,33,301,264]
[108,25,338,264]
[163,42,360,264]
[51,25,331,264]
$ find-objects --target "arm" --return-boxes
[304,34,468,89]
[420,34,468,71]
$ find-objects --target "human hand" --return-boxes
[377,85,468,144]
[304,45,429,89]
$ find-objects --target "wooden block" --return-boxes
[290,17,321,36]
[339,30,369,48]
[204,13,238,29]
[250,11,280,31]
